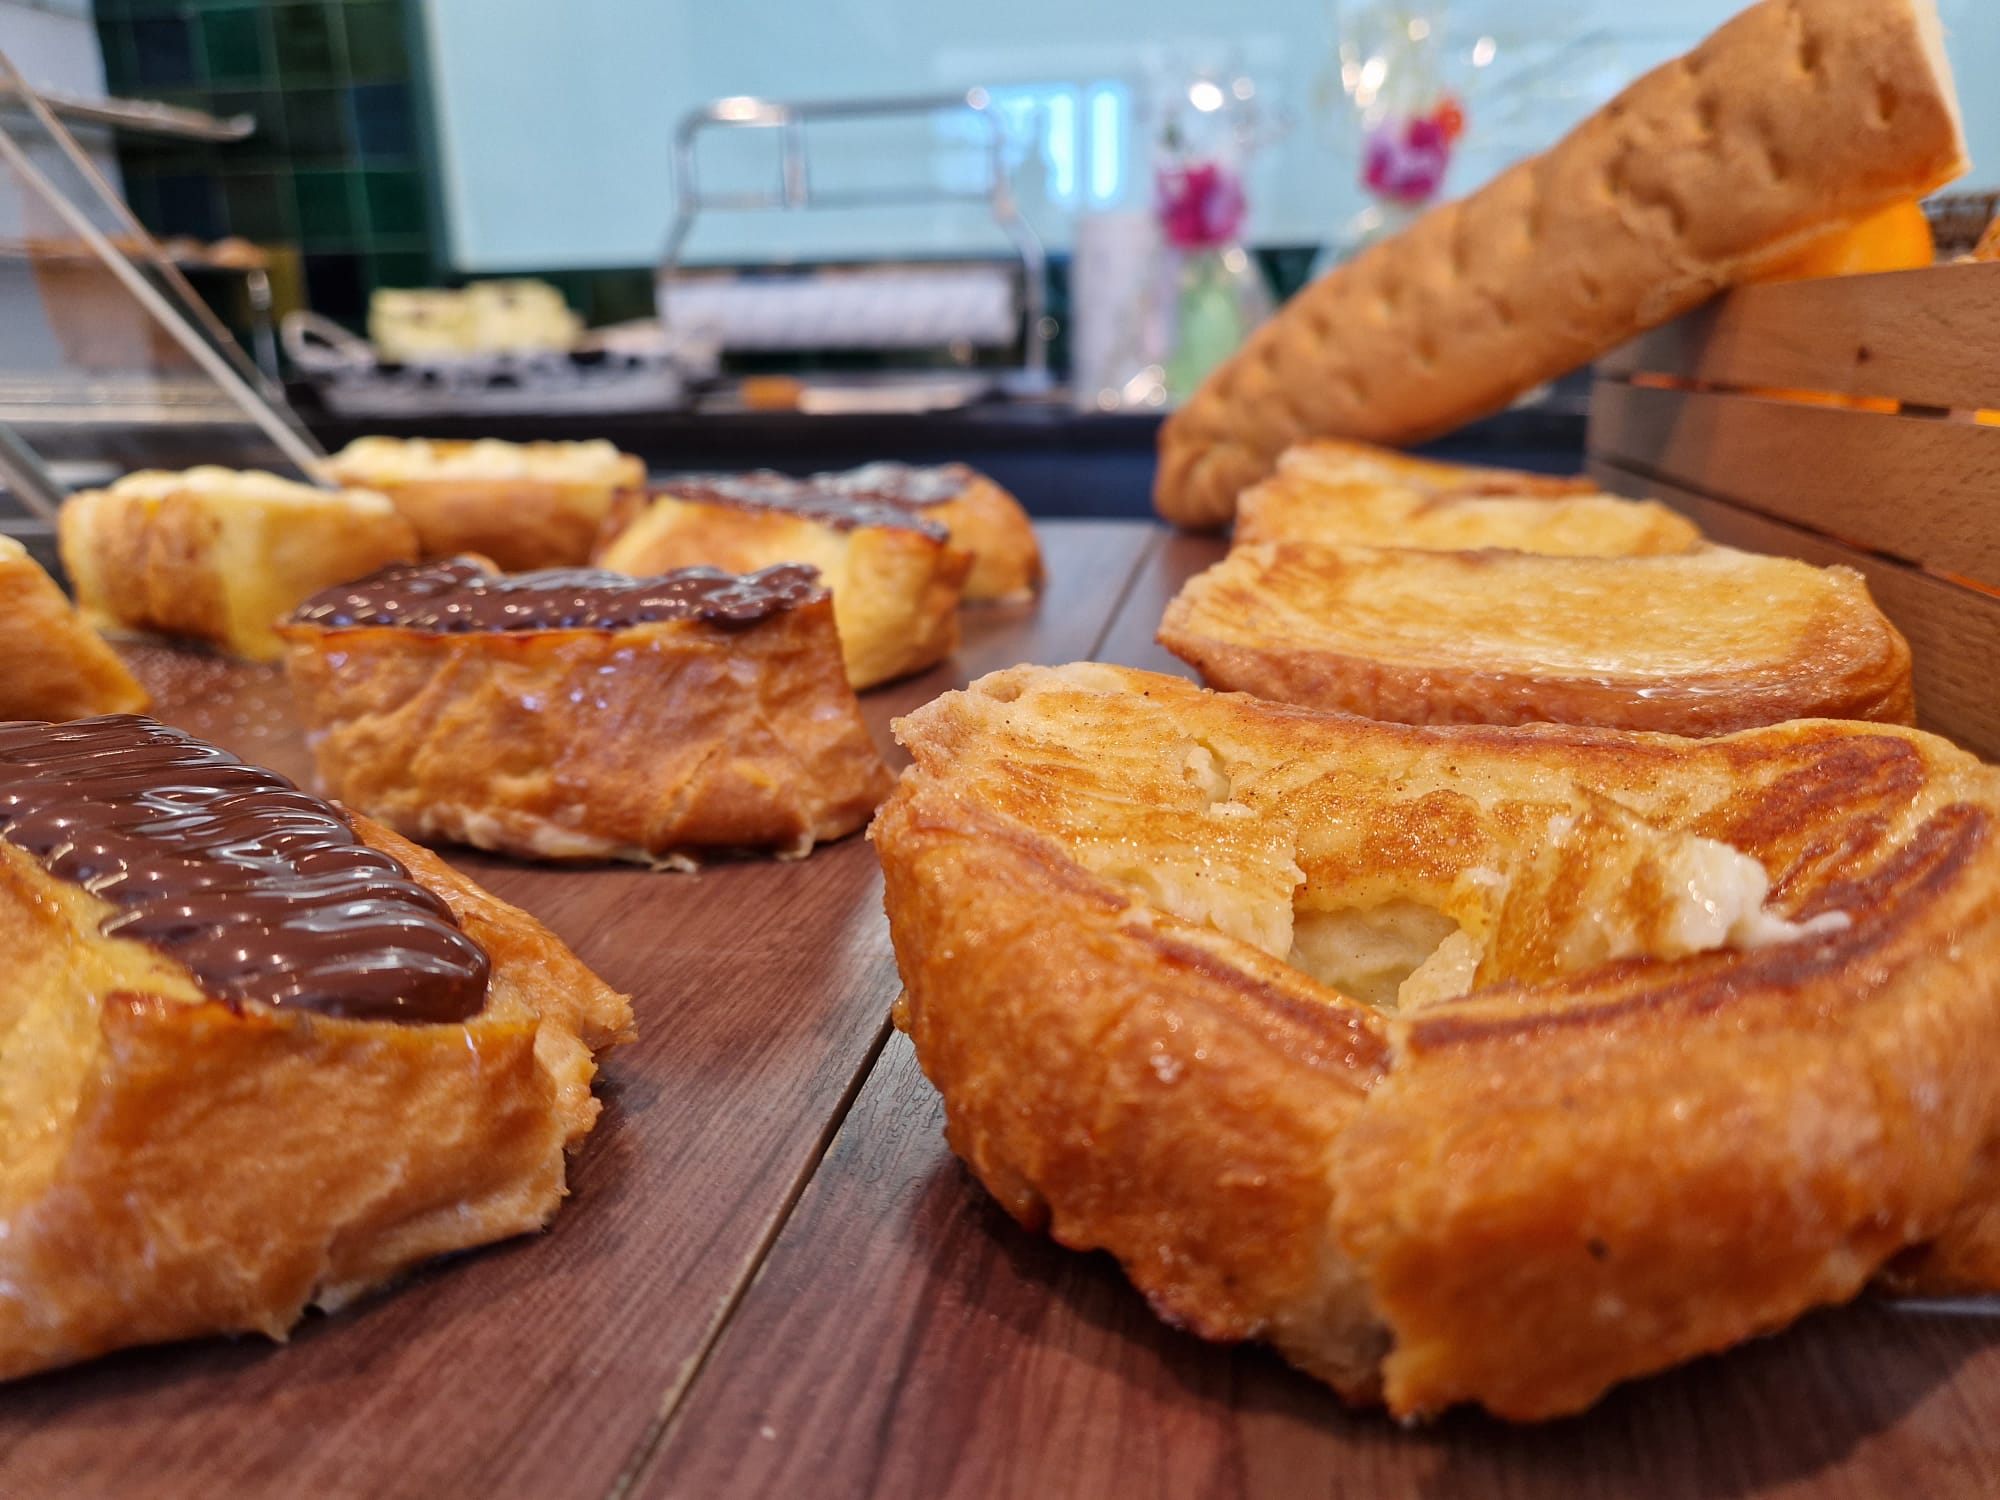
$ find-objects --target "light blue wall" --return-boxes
[423,0,1998,273]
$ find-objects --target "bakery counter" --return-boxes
[296,389,1589,520]
[8,520,1996,1500]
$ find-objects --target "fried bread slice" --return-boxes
[1160,540,1913,735]
[0,715,631,1379]
[58,467,418,662]
[872,663,2000,1419]
[0,535,148,720]
[594,475,970,689]
[280,559,893,865]
[814,462,1042,602]
[1236,441,1700,557]
[323,437,646,570]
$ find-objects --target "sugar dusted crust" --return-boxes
[873,664,2000,1419]
[1159,541,1914,736]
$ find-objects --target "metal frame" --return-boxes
[0,51,323,505]
[659,89,1049,380]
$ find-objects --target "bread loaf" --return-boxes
[1154,0,1966,529]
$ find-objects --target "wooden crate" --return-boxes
[1588,260,2000,760]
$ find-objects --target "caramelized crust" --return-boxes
[58,468,418,662]
[818,464,1043,602]
[1236,441,1700,557]
[873,664,2000,1419]
[280,585,894,864]
[1160,541,1914,735]
[0,537,148,720]
[0,810,631,1380]
[324,437,647,570]
[594,489,969,690]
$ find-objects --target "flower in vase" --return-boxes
[1361,96,1464,206]
[1156,161,1248,252]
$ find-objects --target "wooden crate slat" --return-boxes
[1587,382,2000,589]
[1598,261,2000,411]
[1591,459,2000,762]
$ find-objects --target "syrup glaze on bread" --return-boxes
[58,466,419,662]
[281,560,894,865]
[1161,540,1914,735]
[1235,440,1702,557]
[323,437,646,571]
[872,663,2000,1420]
[0,715,631,1379]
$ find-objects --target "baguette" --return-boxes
[1155,0,1967,529]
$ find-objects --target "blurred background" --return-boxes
[2,0,1996,514]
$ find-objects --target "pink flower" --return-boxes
[1156,160,1247,250]
[1363,116,1452,205]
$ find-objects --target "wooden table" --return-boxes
[4,521,1997,1500]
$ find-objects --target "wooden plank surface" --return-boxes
[1588,381,2000,588]
[0,520,1156,1500]
[656,1038,2000,1500]
[1089,528,1223,679]
[1596,261,2000,412]
[1590,459,2000,762]
[634,536,2000,1500]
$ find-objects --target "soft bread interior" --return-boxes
[916,663,1836,1014]
[0,846,202,1212]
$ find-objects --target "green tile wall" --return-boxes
[97,0,438,328]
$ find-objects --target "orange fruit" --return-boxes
[1750,199,1934,284]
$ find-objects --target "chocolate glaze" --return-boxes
[0,716,488,1023]
[816,461,973,508]
[658,470,951,540]
[291,559,825,633]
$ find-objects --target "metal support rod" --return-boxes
[0,423,63,521]
[0,70,326,480]
[0,51,305,422]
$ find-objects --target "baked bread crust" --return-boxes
[58,468,419,662]
[280,566,894,865]
[1159,540,1914,735]
[0,792,631,1381]
[873,663,2000,1419]
[0,536,148,720]
[815,463,1042,602]
[1235,440,1701,556]
[1155,0,1967,528]
[324,437,647,570]
[594,487,969,690]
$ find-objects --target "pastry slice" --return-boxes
[0,535,148,720]
[280,559,894,864]
[1159,541,1913,735]
[0,714,632,1380]
[594,473,971,689]
[874,663,2000,1419]
[324,436,645,570]
[1235,440,1700,557]
[815,461,1041,602]
[58,467,419,662]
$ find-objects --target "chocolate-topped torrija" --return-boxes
[0,715,487,1022]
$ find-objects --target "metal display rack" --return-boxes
[658,88,1051,391]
